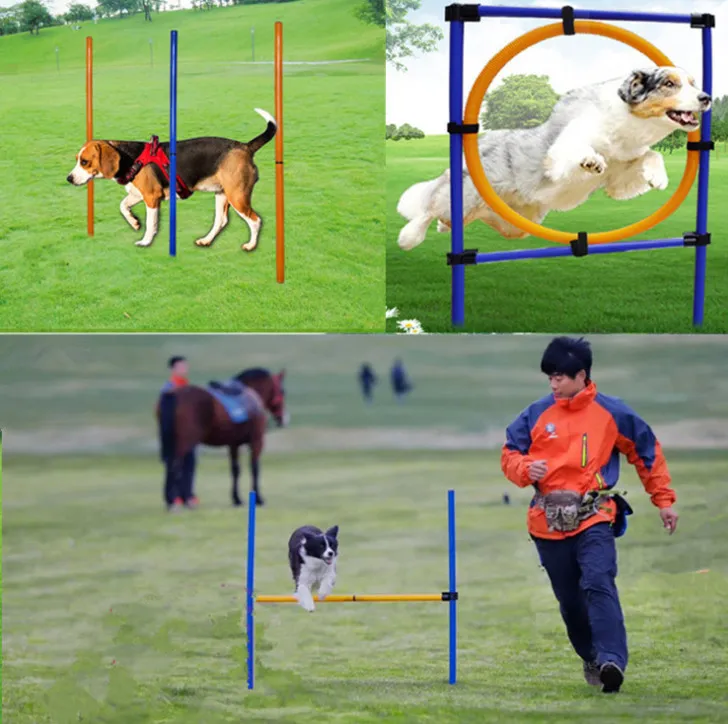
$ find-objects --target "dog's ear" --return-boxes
[325,526,338,539]
[618,70,654,105]
[97,142,120,179]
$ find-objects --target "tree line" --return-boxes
[0,0,296,35]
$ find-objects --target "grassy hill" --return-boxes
[0,0,383,74]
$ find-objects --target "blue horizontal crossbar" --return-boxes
[475,238,684,264]
[477,6,693,24]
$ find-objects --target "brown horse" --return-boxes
[157,367,287,509]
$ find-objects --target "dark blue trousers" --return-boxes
[532,522,628,671]
[164,450,196,505]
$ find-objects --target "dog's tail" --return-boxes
[396,177,442,251]
[247,108,277,154]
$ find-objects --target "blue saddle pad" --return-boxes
[207,387,249,424]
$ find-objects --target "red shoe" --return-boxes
[186,496,200,509]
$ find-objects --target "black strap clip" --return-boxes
[687,140,714,152]
[447,122,479,135]
[444,4,480,22]
[442,591,459,601]
[683,232,711,247]
[570,231,589,257]
[447,249,478,266]
[690,13,715,28]
[561,5,576,35]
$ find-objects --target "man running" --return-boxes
[501,336,678,693]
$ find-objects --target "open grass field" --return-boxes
[2,334,728,722]
[0,0,385,332]
[386,137,728,334]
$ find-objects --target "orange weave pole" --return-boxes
[256,594,445,603]
[274,21,284,283]
[86,36,94,237]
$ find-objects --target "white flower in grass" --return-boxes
[397,319,423,333]
[405,326,426,334]
[386,307,399,319]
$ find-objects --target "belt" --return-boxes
[532,489,622,533]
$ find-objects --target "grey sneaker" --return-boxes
[599,662,625,693]
[583,660,601,686]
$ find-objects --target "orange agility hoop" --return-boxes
[463,20,701,245]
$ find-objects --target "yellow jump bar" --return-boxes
[256,593,448,603]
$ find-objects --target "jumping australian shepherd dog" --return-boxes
[288,524,339,612]
[396,67,711,250]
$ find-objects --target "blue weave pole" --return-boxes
[447,489,457,685]
[169,30,178,258]
[475,238,685,264]
[693,26,713,326]
[477,6,693,23]
[448,19,466,327]
[246,489,257,689]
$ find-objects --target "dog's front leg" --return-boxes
[295,583,316,612]
[318,563,337,600]
[120,184,143,231]
[135,205,159,247]
[605,151,668,200]
[544,119,607,183]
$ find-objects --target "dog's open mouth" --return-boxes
[323,558,334,565]
[666,109,699,128]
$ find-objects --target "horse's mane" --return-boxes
[235,367,270,380]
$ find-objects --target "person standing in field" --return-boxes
[390,358,413,401]
[359,363,378,403]
[501,336,679,694]
[160,355,199,511]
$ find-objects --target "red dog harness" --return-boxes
[116,136,193,199]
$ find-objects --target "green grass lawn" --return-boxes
[2,333,728,722]
[386,137,728,334]
[0,0,385,332]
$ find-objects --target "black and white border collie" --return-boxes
[288,525,339,612]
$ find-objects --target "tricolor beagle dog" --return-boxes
[66,108,276,250]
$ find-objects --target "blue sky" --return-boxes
[388,0,728,134]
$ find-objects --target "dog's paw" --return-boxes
[241,241,257,252]
[195,238,213,247]
[580,153,607,175]
[135,239,153,247]
[643,165,669,191]
[129,217,141,231]
[436,220,450,233]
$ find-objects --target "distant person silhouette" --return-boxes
[359,363,378,403]
[160,355,198,511]
[390,358,413,402]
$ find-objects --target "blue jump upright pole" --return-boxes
[448,18,466,327]
[169,30,178,258]
[447,489,457,685]
[246,489,257,689]
[693,25,713,326]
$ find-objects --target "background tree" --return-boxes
[0,6,21,35]
[388,122,425,140]
[357,0,443,72]
[65,3,94,22]
[386,123,397,139]
[20,0,53,34]
[652,130,685,154]
[480,74,559,130]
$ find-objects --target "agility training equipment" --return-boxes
[446,4,715,327]
[85,26,285,281]
[245,489,458,689]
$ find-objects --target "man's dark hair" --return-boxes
[168,355,186,368]
[540,337,592,380]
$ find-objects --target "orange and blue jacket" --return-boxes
[501,381,676,540]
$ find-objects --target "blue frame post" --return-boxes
[169,30,178,258]
[246,489,257,689]
[447,489,457,684]
[448,17,466,327]
[693,25,713,326]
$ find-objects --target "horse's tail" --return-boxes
[159,391,177,462]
